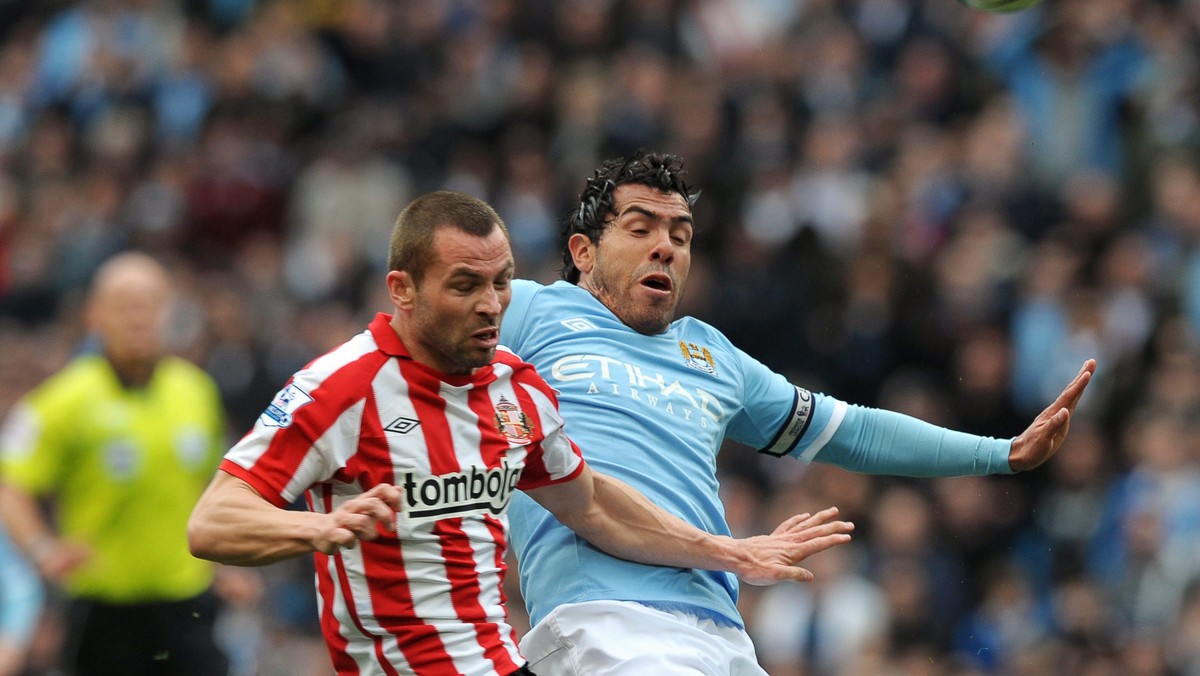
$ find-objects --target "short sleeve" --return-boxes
[221,371,355,507]
[0,398,70,494]
[511,376,584,491]
[724,345,847,461]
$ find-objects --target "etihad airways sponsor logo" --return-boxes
[400,458,522,523]
[550,354,725,425]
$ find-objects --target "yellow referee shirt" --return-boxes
[0,354,225,603]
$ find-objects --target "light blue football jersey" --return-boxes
[501,280,849,627]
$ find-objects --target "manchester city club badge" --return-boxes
[679,341,717,376]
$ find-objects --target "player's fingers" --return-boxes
[343,497,398,531]
[791,531,853,560]
[778,565,815,583]
[337,511,381,539]
[804,506,841,528]
[784,518,854,545]
[1051,361,1094,413]
[750,565,815,586]
[318,528,358,554]
[778,506,840,534]
[361,483,403,510]
[771,512,811,535]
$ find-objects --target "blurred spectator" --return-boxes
[1013,418,1116,593]
[1090,409,1200,631]
[0,520,41,676]
[869,483,970,637]
[286,117,413,300]
[980,0,1149,193]
[953,560,1053,671]
[751,541,889,676]
[1166,580,1200,675]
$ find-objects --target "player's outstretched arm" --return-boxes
[188,471,400,566]
[524,467,853,584]
[1008,359,1096,472]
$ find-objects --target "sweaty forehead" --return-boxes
[611,184,692,220]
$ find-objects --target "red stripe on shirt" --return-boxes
[468,382,510,470]
[483,515,520,651]
[343,382,399,511]
[314,483,390,676]
[310,483,360,675]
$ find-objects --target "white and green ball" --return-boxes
[959,0,1043,12]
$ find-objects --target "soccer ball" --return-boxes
[958,0,1043,12]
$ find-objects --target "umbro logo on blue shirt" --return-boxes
[560,317,597,332]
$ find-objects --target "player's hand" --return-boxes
[731,506,854,586]
[1008,359,1096,472]
[313,483,402,554]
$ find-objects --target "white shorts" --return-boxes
[519,600,768,676]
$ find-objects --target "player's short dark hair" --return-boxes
[560,151,698,283]
[389,191,509,284]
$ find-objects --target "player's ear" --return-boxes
[387,270,417,311]
[568,233,595,276]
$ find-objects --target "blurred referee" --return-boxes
[0,252,229,676]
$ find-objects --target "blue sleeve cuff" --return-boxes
[813,404,1015,477]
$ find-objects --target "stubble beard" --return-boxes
[588,268,677,336]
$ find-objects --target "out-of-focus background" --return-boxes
[0,0,1198,674]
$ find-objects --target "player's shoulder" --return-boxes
[494,345,536,374]
[292,328,389,391]
[512,278,585,305]
[512,278,546,295]
[494,346,553,388]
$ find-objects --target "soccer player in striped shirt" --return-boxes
[187,190,854,676]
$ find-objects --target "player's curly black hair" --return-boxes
[560,151,699,283]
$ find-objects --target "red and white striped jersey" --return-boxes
[221,313,584,676]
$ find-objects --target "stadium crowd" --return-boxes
[0,0,1198,674]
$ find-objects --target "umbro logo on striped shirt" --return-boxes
[384,416,420,434]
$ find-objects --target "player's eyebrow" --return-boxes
[620,204,693,225]
[447,259,515,280]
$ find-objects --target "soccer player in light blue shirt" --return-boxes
[499,152,1096,675]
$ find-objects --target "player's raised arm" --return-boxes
[524,465,854,585]
[188,471,401,567]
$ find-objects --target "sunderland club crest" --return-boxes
[680,341,717,376]
[494,396,533,444]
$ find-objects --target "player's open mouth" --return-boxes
[639,273,673,294]
[473,328,499,346]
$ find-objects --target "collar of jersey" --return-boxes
[369,312,495,387]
